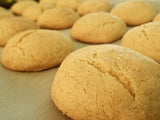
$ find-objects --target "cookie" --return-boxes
[0,17,39,46]
[22,4,55,22]
[56,0,84,11]
[0,7,7,12]
[51,44,160,120]
[121,22,160,63]
[1,29,74,72]
[153,13,160,21]
[0,10,14,20]
[71,12,126,43]
[11,1,37,15]
[78,0,112,16]
[37,8,80,29]
[111,1,157,26]
[39,0,58,5]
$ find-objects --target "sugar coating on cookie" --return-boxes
[51,44,160,120]
[0,17,39,46]
[121,22,160,63]
[56,0,85,11]
[71,12,126,44]
[111,1,157,26]
[78,0,112,16]
[37,8,80,29]
[1,29,74,72]
[11,1,37,15]
[22,4,55,22]
[153,13,160,21]
[39,0,58,5]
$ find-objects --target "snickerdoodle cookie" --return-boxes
[51,44,160,120]
[1,29,73,71]
[71,12,126,43]
[78,0,112,16]
[11,1,37,15]
[111,1,157,26]
[56,0,84,11]
[0,17,39,46]
[153,13,160,21]
[22,4,55,22]
[121,22,160,63]
[37,8,80,29]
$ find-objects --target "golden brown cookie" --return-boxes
[37,8,80,29]
[56,0,85,11]
[22,4,55,22]
[39,0,58,5]
[11,1,37,15]
[0,10,14,20]
[121,21,160,63]
[78,0,112,16]
[71,12,126,43]
[51,44,160,120]
[153,13,160,21]
[1,29,74,72]
[0,17,39,46]
[111,1,157,26]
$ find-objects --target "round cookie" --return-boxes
[37,8,80,29]
[78,0,112,16]
[111,1,157,26]
[121,22,160,63]
[153,13,160,21]
[22,4,55,22]
[0,17,39,46]
[39,0,58,5]
[51,44,160,120]
[56,0,84,11]
[11,1,37,15]
[71,12,126,44]
[1,29,74,72]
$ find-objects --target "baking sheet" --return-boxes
[0,0,160,120]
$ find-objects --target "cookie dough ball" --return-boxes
[51,44,160,120]
[71,12,126,44]
[22,4,55,22]
[1,30,74,72]
[11,1,37,15]
[153,13,160,21]
[0,17,39,46]
[39,0,58,5]
[56,0,84,11]
[121,22,160,63]
[111,1,157,26]
[37,8,80,29]
[78,0,112,16]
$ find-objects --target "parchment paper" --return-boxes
[0,0,160,120]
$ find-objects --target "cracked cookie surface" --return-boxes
[0,17,39,46]
[121,22,160,63]
[51,44,160,120]
[1,29,74,71]
[71,12,126,43]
